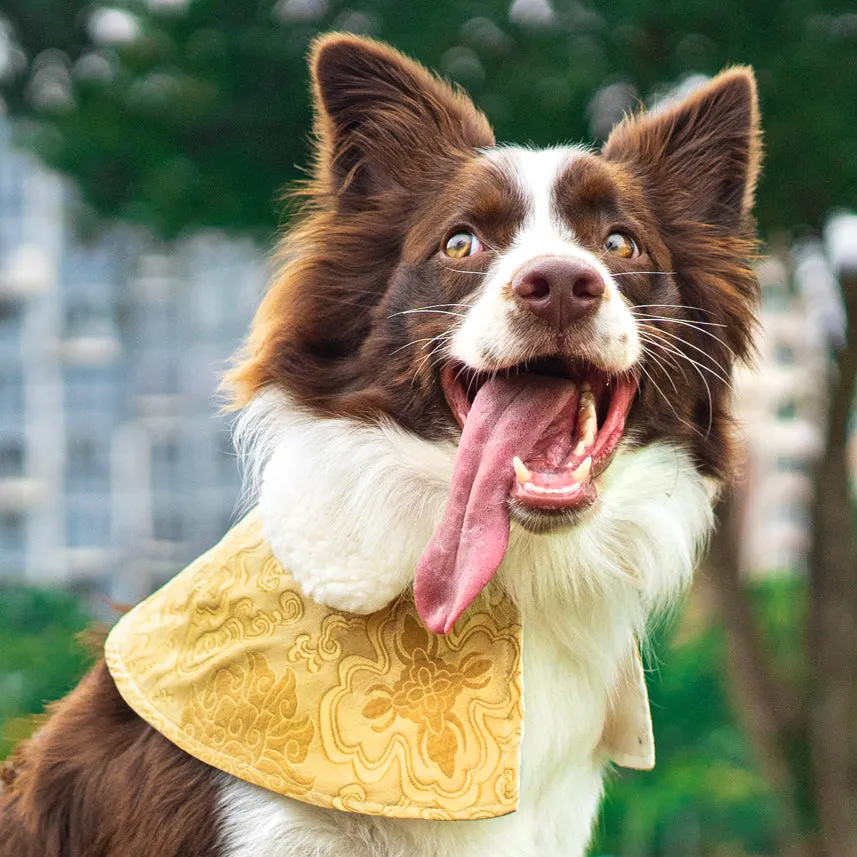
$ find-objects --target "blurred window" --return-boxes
[0,511,25,559]
[152,438,181,491]
[0,369,24,416]
[63,240,114,289]
[153,509,183,543]
[0,301,22,347]
[66,500,110,548]
[0,152,26,253]
[151,438,181,490]
[65,302,112,337]
[0,441,24,478]
[63,367,117,415]
[0,217,23,254]
[66,435,109,492]
[138,357,180,396]
[141,296,179,337]
[0,157,25,221]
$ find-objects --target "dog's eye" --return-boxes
[603,232,638,259]
[443,231,482,259]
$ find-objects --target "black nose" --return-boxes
[511,256,605,330]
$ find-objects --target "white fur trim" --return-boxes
[237,392,455,614]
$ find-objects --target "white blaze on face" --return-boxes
[449,145,641,373]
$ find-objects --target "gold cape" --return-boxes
[105,510,654,821]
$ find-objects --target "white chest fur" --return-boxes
[222,394,715,857]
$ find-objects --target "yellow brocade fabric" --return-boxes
[105,509,655,821]
[105,510,523,820]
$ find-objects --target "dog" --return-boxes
[0,33,761,857]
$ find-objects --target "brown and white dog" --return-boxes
[0,34,761,857]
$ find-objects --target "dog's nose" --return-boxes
[511,257,605,330]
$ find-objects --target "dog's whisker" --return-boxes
[638,344,682,395]
[638,334,691,377]
[635,361,705,440]
[638,323,731,379]
[387,303,472,320]
[635,317,739,365]
[388,308,467,319]
[611,271,676,277]
[438,265,489,276]
[637,335,689,387]
[632,312,728,329]
[639,327,719,434]
[637,323,734,385]
[628,303,720,318]
[410,339,451,386]
[642,340,716,435]
[391,334,453,357]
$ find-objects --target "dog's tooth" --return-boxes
[579,392,597,436]
[580,406,597,440]
[581,381,592,394]
[512,456,532,484]
[571,457,592,483]
[574,440,586,457]
[582,411,596,432]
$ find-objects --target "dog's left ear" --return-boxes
[603,68,762,231]
[310,34,495,205]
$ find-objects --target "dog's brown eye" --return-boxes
[603,232,638,259]
[444,231,482,259]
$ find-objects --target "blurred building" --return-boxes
[0,117,267,601]
[734,218,856,576]
[734,256,828,574]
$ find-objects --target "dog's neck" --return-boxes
[237,390,714,671]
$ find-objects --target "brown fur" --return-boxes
[0,662,223,857]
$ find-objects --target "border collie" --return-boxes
[0,34,761,857]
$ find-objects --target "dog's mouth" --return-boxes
[414,356,637,634]
[441,358,636,512]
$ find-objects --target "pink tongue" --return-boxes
[414,374,577,634]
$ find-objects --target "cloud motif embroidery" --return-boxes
[181,651,315,791]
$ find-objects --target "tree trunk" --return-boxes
[808,269,857,857]
[706,504,810,857]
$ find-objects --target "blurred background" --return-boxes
[0,1,855,855]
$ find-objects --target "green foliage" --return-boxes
[0,586,95,760]
[1,0,856,239]
[590,579,807,857]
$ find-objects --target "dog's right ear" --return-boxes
[309,34,494,206]
[603,68,762,233]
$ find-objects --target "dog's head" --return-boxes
[229,35,760,632]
